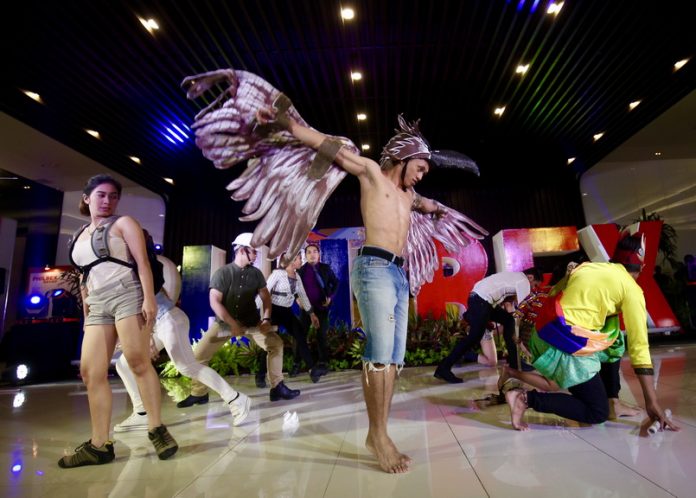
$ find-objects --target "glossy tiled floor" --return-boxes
[2,343,695,497]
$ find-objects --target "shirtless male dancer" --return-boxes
[258,108,448,473]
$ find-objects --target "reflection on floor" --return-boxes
[1,343,695,497]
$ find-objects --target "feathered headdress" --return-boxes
[380,115,480,176]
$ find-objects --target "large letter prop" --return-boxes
[416,240,488,319]
[493,227,579,272]
[578,221,679,332]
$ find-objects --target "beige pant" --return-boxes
[191,321,284,394]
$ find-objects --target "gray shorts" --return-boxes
[84,277,143,326]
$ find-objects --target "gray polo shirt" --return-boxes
[210,262,267,327]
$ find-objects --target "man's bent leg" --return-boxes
[526,373,609,424]
[247,327,285,388]
[190,322,230,397]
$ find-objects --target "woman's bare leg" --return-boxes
[80,324,118,447]
[117,314,162,429]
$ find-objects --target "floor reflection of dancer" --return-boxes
[503,233,680,434]
[114,253,251,431]
[60,174,177,468]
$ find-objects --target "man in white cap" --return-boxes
[177,232,300,405]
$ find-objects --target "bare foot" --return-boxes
[505,388,529,431]
[497,366,511,392]
[366,434,412,474]
[608,398,642,419]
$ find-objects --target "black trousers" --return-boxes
[527,372,610,424]
[439,293,520,369]
[259,304,314,376]
[301,308,330,365]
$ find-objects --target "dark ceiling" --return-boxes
[3,0,696,199]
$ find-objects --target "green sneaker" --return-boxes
[148,424,178,460]
[58,440,115,468]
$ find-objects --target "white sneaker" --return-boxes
[114,412,149,432]
[229,393,251,426]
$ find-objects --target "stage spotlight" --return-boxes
[16,364,29,381]
[25,293,48,317]
[51,289,65,298]
[154,243,163,254]
[28,295,43,306]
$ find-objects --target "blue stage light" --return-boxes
[160,120,192,147]
[51,289,65,297]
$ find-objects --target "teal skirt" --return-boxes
[528,318,625,389]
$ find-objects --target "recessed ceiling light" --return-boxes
[547,2,564,15]
[21,90,43,104]
[515,64,530,75]
[350,71,363,81]
[356,113,367,121]
[158,214,165,217]
[673,58,689,71]
[85,129,101,139]
[593,132,604,142]
[129,156,141,164]
[361,144,370,151]
[628,100,641,111]
[163,177,174,185]
[582,192,588,196]
[654,152,662,156]
[493,106,506,117]
[567,157,576,165]
[341,8,355,20]
[139,17,159,34]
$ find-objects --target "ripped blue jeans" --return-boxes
[351,254,409,366]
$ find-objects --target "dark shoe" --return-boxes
[434,366,463,384]
[288,364,300,377]
[58,440,115,468]
[255,372,267,388]
[176,393,209,408]
[310,364,329,383]
[148,424,178,460]
[270,381,300,401]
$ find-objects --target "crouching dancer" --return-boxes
[504,232,679,435]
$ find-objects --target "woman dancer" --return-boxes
[60,174,177,468]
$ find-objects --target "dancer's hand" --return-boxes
[142,296,157,329]
[230,321,245,337]
[256,107,275,124]
[310,313,320,329]
[259,319,272,334]
[640,402,681,437]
